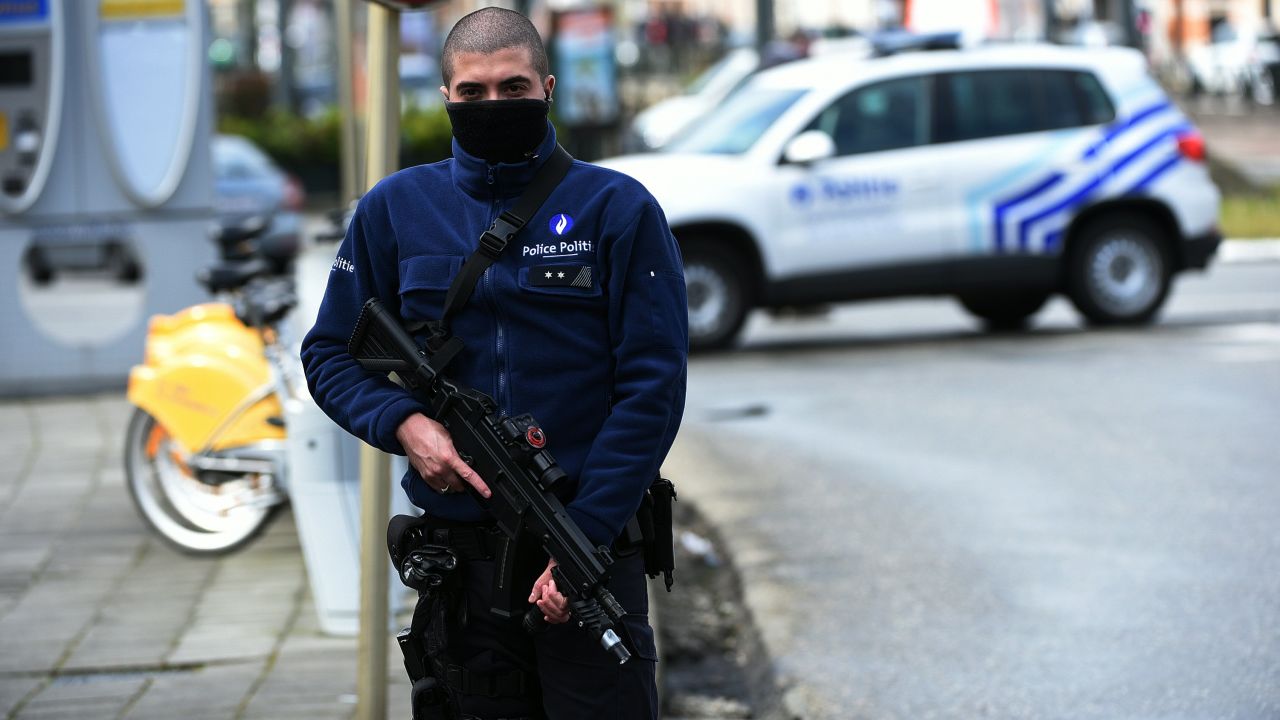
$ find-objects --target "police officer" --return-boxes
[300,7,687,719]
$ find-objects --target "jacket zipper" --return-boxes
[493,272,507,410]
[485,165,508,410]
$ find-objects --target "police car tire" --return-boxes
[682,241,749,351]
[1067,213,1171,326]
[958,291,1049,331]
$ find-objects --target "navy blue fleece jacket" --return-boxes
[300,124,687,546]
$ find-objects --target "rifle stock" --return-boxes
[348,298,631,664]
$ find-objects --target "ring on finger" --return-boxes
[437,482,451,494]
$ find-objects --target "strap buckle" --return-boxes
[479,211,525,257]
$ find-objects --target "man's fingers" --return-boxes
[538,597,569,623]
[531,574,569,623]
[449,455,491,497]
[546,579,567,609]
[528,570,549,603]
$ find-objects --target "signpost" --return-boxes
[354,4,443,717]
[551,6,619,159]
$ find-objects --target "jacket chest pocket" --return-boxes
[517,263,602,305]
[398,254,462,320]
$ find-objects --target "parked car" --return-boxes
[1256,32,1280,105]
[600,44,1222,350]
[1187,24,1279,104]
[626,47,760,152]
[212,133,304,270]
[21,136,303,286]
[1057,20,1127,48]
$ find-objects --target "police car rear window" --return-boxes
[1071,71,1116,126]
[934,69,1115,144]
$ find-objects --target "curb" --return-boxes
[660,443,800,720]
[1221,239,1280,264]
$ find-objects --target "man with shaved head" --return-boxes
[302,7,687,719]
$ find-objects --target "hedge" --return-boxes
[217,104,455,194]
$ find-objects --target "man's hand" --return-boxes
[528,559,570,624]
[395,413,492,498]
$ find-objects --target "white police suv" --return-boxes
[600,44,1222,350]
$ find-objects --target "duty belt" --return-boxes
[426,523,501,562]
[444,664,528,699]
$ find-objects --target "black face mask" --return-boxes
[445,98,550,164]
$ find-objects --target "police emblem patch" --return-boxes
[550,213,575,236]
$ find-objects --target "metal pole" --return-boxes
[756,0,773,56]
[1119,0,1140,49]
[335,0,359,205]
[355,442,390,720]
[279,0,299,112]
[1173,0,1184,59]
[238,0,257,70]
[356,7,399,720]
[367,7,401,178]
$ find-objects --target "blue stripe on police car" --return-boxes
[988,101,1187,254]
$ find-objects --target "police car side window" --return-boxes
[1070,71,1117,125]
[936,69,1115,143]
[806,76,931,157]
[1041,71,1087,130]
[938,70,1043,141]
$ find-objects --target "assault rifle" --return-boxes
[348,297,631,664]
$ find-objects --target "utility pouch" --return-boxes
[637,476,678,591]
[409,677,453,720]
[388,514,464,720]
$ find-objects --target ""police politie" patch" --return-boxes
[529,264,592,289]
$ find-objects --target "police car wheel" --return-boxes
[682,242,749,351]
[958,291,1049,331]
[1068,213,1171,326]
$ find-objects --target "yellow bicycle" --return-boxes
[124,223,300,554]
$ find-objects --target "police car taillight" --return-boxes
[1177,131,1206,162]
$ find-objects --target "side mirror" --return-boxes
[782,130,836,165]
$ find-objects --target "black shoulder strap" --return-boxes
[425,145,573,367]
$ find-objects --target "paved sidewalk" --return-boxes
[1221,237,1280,262]
[1184,99,1280,187]
[0,395,412,720]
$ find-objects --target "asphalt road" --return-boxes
[667,260,1280,719]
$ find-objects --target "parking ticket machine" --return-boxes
[0,0,217,395]
[0,0,62,214]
